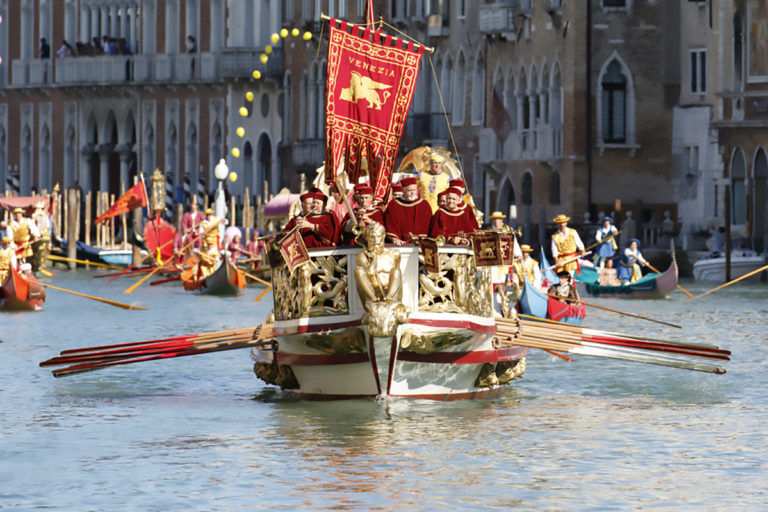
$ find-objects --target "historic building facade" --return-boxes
[0,0,283,209]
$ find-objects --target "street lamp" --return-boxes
[214,158,228,221]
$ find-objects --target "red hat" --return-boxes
[355,185,373,195]
[446,186,463,197]
[400,176,418,187]
[300,192,314,202]
[437,189,448,198]
[448,179,465,190]
[392,183,403,191]
[308,186,327,203]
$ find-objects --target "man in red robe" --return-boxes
[340,184,384,245]
[283,192,338,248]
[428,186,478,245]
[384,176,432,245]
[181,200,205,249]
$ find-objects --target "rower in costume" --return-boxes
[594,216,618,269]
[550,214,585,276]
[617,238,648,285]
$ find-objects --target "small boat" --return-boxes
[692,252,766,282]
[98,248,148,267]
[55,239,103,264]
[181,257,246,296]
[575,247,679,299]
[518,278,585,325]
[1,266,46,312]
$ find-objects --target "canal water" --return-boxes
[1,269,766,511]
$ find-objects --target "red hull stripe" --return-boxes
[397,347,528,364]
[275,352,370,366]
[406,318,497,333]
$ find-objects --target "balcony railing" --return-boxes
[478,3,516,35]
[8,48,283,87]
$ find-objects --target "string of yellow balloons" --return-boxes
[228,27,314,184]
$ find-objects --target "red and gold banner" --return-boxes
[279,230,310,273]
[418,237,440,274]
[472,232,507,267]
[95,182,148,224]
[325,18,425,203]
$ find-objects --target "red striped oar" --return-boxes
[106,237,176,283]
[51,339,273,378]
[582,333,731,358]
[94,267,154,279]
[150,275,181,286]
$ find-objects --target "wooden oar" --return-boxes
[94,267,154,278]
[124,223,221,294]
[644,261,693,298]
[47,254,124,270]
[542,251,592,273]
[106,236,176,284]
[690,262,768,301]
[31,281,146,310]
[239,270,272,301]
[38,267,54,277]
[583,230,621,253]
[545,292,682,329]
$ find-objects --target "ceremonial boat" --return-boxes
[251,242,528,400]
[518,278,585,325]
[181,258,246,296]
[1,266,46,312]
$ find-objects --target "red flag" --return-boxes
[489,88,513,145]
[279,230,310,273]
[95,182,148,224]
[324,19,425,203]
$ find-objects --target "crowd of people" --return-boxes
[42,36,133,59]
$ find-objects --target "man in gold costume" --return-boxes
[550,214,585,276]
[10,207,40,263]
[195,208,224,278]
[418,153,452,213]
[511,244,542,290]
[0,236,18,285]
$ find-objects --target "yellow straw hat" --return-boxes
[1,236,11,244]
[204,208,214,215]
[429,153,444,163]
[12,207,24,215]
[552,214,570,224]
[520,244,534,253]
[489,211,505,220]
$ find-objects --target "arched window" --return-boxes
[731,148,747,225]
[471,53,485,124]
[186,123,198,197]
[283,73,292,142]
[522,172,532,205]
[497,178,517,222]
[518,68,529,154]
[257,133,271,198]
[452,53,465,124]
[317,62,326,138]
[65,126,76,187]
[601,59,626,143]
[40,125,51,192]
[243,140,254,196]
[0,128,6,193]
[442,57,453,116]
[549,171,560,205]
[143,124,155,178]
[300,72,309,139]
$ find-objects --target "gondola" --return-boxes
[518,277,585,325]
[0,266,46,312]
[181,257,246,296]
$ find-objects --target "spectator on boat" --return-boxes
[391,182,403,200]
[340,184,384,245]
[428,187,477,245]
[181,200,205,249]
[707,225,725,258]
[283,191,338,248]
[549,270,580,303]
[10,207,40,263]
[617,238,648,285]
[246,229,266,269]
[226,232,250,264]
[384,176,432,245]
[551,214,585,277]
[437,189,448,210]
[419,153,452,213]
[0,236,18,285]
[511,244,542,290]
[594,216,618,269]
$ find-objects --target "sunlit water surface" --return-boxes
[1,270,767,511]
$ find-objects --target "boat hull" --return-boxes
[518,279,584,325]
[99,249,147,267]
[0,267,45,312]
[692,255,766,282]
[182,259,246,295]
[252,316,527,401]
[576,257,678,299]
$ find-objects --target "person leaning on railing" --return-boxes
[427,186,478,245]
